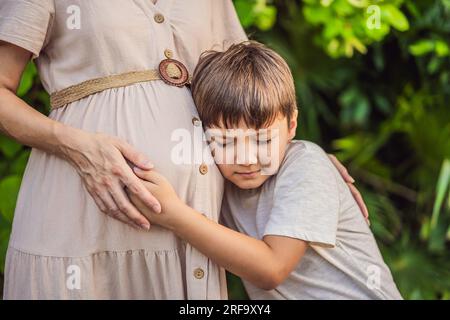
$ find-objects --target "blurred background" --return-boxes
[0,0,449,299]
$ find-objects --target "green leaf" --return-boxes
[435,40,449,57]
[319,0,334,7]
[0,224,12,274]
[333,0,353,16]
[353,97,370,124]
[303,6,330,25]
[0,134,23,158]
[383,4,409,32]
[427,56,442,74]
[234,0,276,31]
[10,150,30,175]
[347,0,368,9]
[365,20,390,41]
[0,175,22,223]
[420,217,430,240]
[373,93,391,115]
[431,159,450,229]
[348,37,367,55]
[409,40,435,56]
[234,0,256,28]
[17,62,37,97]
[339,87,370,125]
[255,5,277,31]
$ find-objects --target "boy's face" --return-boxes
[207,112,298,189]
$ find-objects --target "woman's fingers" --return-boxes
[328,154,369,222]
[126,190,153,215]
[98,190,148,230]
[108,185,151,230]
[121,167,162,214]
[90,193,107,213]
[113,137,154,170]
[76,133,160,225]
[133,167,163,184]
[328,154,355,184]
[110,186,150,230]
[111,137,162,213]
[347,182,369,221]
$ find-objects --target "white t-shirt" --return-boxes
[221,140,402,300]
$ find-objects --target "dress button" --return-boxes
[154,13,165,23]
[192,117,201,126]
[164,49,173,59]
[199,163,208,175]
[194,268,205,279]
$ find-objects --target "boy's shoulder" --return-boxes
[274,140,339,188]
[280,140,331,170]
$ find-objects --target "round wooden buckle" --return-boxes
[158,58,189,87]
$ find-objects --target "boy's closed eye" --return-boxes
[214,136,273,147]
[212,136,234,148]
[257,138,272,145]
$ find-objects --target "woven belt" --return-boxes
[50,58,190,110]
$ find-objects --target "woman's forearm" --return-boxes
[0,42,157,228]
[0,87,81,156]
[167,202,284,290]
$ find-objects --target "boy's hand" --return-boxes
[126,167,184,229]
[328,154,369,223]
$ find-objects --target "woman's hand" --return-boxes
[328,154,369,222]
[59,130,162,230]
[0,42,159,230]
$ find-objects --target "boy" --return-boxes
[129,41,402,299]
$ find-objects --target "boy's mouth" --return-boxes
[235,169,261,179]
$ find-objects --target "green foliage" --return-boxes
[0,136,30,274]
[235,0,277,30]
[302,0,410,58]
[0,61,38,274]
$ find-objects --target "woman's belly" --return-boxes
[9,82,224,257]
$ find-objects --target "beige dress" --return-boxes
[0,0,247,299]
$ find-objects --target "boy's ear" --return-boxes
[288,109,298,140]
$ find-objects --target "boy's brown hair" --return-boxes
[190,41,297,129]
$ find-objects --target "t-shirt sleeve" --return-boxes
[0,0,55,59]
[210,0,248,51]
[263,145,340,247]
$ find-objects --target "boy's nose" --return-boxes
[241,150,258,165]
[234,135,259,165]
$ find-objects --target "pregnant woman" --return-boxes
[0,0,366,299]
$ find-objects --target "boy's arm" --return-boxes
[129,168,307,290]
[170,203,307,290]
